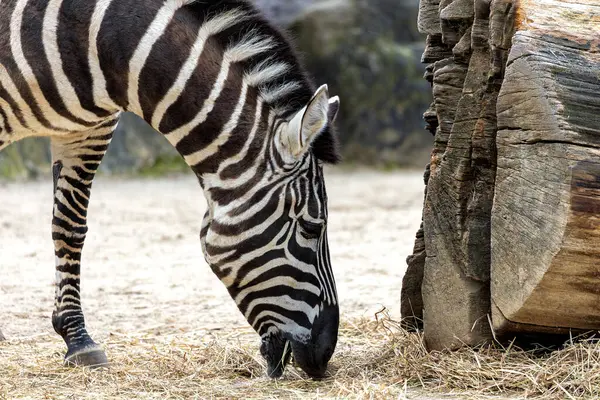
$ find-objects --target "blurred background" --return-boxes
[0,0,431,179]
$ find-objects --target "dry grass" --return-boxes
[1,312,599,400]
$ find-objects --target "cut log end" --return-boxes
[404,0,600,349]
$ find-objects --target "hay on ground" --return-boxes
[0,311,598,399]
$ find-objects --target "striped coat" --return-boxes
[0,0,341,378]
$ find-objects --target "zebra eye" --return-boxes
[298,218,323,239]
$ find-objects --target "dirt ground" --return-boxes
[0,167,425,343]
[3,169,575,400]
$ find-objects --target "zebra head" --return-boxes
[200,84,340,378]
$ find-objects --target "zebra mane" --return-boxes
[312,123,341,164]
[186,0,341,164]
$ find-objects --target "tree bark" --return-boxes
[403,0,599,349]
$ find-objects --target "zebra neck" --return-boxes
[143,80,273,179]
[104,1,313,177]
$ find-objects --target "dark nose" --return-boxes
[291,304,339,378]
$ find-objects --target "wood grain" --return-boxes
[402,0,600,347]
[491,0,600,334]
[403,0,517,350]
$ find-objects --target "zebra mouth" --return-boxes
[265,338,328,379]
[260,307,339,378]
[260,334,292,378]
[262,336,331,379]
[269,340,292,378]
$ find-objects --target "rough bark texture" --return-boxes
[404,0,600,349]
[491,0,600,335]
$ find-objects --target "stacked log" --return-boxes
[403,0,600,349]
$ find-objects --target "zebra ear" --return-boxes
[284,84,331,158]
[328,96,340,123]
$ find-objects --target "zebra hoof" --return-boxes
[64,347,109,369]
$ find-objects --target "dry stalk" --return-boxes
[1,312,598,399]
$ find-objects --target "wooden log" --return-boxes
[401,4,445,331]
[491,0,600,335]
[404,0,600,348]
[403,0,517,350]
[423,0,517,350]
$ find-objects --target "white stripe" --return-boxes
[216,110,274,187]
[164,62,231,144]
[88,0,119,110]
[164,35,274,146]
[214,222,292,287]
[0,66,34,130]
[0,109,5,132]
[261,81,302,104]
[151,9,246,129]
[127,0,187,115]
[235,277,321,304]
[183,83,249,166]
[254,311,311,339]
[10,0,88,131]
[234,254,319,291]
[43,0,104,122]
[0,78,30,133]
[216,98,263,172]
[209,179,290,237]
[245,295,320,323]
[253,311,311,343]
[245,60,290,87]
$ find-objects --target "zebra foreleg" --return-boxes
[50,120,117,368]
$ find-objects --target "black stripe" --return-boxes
[210,186,283,236]
[256,315,286,336]
[204,199,290,260]
[57,0,111,118]
[54,278,80,292]
[248,304,311,330]
[0,0,58,131]
[0,57,59,130]
[228,176,287,215]
[139,7,199,122]
[54,197,88,226]
[72,166,96,182]
[55,247,81,260]
[63,175,91,196]
[219,105,269,180]
[0,85,27,130]
[158,36,225,133]
[238,285,320,318]
[20,1,96,127]
[192,87,258,174]
[97,0,164,109]
[0,106,12,133]
[237,265,320,296]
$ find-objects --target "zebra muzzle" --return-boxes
[289,304,339,379]
[260,333,292,378]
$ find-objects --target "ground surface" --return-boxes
[0,168,435,399]
[2,168,592,400]
[0,167,424,341]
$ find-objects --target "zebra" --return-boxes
[0,0,342,378]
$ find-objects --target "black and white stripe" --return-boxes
[0,0,341,378]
